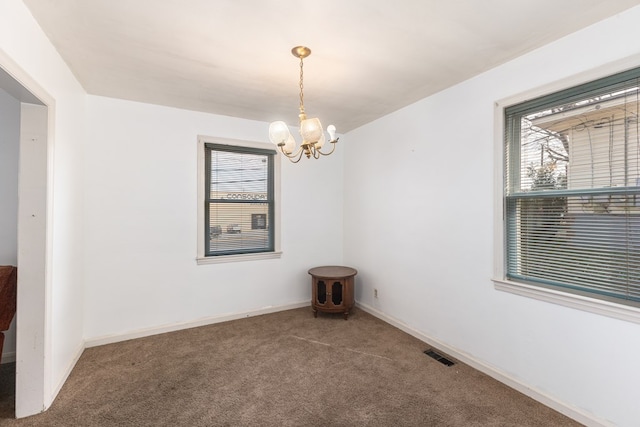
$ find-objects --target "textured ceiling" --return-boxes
[22,0,640,132]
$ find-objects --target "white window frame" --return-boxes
[493,58,640,324]
[196,135,282,264]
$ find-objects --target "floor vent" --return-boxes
[424,349,455,366]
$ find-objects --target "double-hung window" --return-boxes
[504,67,640,308]
[198,138,280,262]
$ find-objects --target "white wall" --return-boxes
[83,95,343,341]
[0,88,19,362]
[0,0,86,416]
[344,7,640,427]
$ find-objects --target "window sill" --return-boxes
[493,278,640,324]
[197,251,282,265]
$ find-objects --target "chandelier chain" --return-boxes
[299,56,305,115]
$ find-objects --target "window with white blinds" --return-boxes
[205,143,275,256]
[505,67,640,306]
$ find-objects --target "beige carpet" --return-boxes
[0,307,580,426]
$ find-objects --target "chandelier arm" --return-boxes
[287,149,306,163]
[279,144,305,163]
[278,144,302,158]
[315,138,340,157]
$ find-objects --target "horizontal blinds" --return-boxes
[205,144,274,256]
[505,69,640,304]
[506,193,640,301]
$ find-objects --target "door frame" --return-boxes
[0,48,54,417]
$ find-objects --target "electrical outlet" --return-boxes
[374,288,378,298]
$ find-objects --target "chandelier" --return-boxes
[268,46,338,163]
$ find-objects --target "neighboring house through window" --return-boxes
[503,67,640,309]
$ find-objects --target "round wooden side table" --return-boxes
[308,266,357,320]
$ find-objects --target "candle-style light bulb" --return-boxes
[327,125,337,142]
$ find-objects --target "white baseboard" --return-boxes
[356,302,612,427]
[49,341,85,408]
[85,301,309,348]
[4,341,84,416]
[1,351,16,364]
